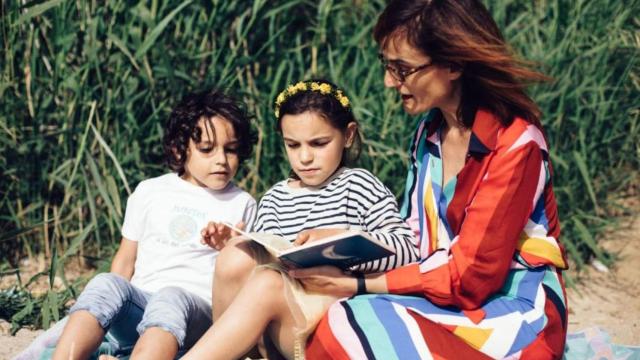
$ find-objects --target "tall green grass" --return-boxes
[1,0,638,328]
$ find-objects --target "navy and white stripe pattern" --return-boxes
[254,168,419,272]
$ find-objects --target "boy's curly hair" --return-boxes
[163,89,255,175]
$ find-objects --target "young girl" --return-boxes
[187,80,419,360]
[18,89,257,360]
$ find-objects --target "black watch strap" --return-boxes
[356,273,367,295]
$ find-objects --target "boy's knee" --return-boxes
[91,272,128,288]
[138,288,200,347]
[214,240,258,284]
[76,273,132,304]
[150,286,192,308]
[69,272,136,329]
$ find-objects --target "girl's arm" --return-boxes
[349,170,420,272]
[293,170,419,272]
[110,237,137,280]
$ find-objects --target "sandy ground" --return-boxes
[0,324,42,360]
[565,213,640,345]
[1,215,638,359]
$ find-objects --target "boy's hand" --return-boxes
[294,228,348,246]
[201,221,245,250]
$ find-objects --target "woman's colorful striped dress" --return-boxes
[306,110,568,359]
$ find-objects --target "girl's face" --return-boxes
[380,34,461,115]
[182,116,240,190]
[281,111,356,187]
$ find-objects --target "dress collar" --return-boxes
[424,108,503,155]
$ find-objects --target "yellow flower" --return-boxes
[286,85,296,94]
[276,92,286,105]
[275,109,280,118]
[310,82,321,91]
[294,82,308,92]
[318,83,331,94]
[337,94,350,107]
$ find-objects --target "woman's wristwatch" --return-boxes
[356,273,367,295]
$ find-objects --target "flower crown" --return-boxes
[274,81,351,118]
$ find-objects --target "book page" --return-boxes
[247,232,293,252]
[221,222,293,254]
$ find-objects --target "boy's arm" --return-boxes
[110,237,138,280]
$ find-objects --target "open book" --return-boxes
[223,223,396,269]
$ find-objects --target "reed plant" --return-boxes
[0,0,638,328]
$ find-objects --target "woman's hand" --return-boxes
[201,221,245,250]
[289,266,357,297]
[294,228,348,246]
[290,267,389,296]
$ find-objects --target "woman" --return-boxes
[300,0,568,359]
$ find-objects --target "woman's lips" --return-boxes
[401,94,413,101]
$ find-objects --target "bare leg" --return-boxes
[52,311,105,360]
[211,238,260,320]
[129,327,178,360]
[183,270,297,360]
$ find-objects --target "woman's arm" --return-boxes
[110,237,137,280]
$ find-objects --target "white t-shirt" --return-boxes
[121,173,256,304]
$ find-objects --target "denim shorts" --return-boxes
[69,272,212,349]
[14,273,212,359]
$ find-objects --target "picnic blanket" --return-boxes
[563,327,640,360]
[12,317,132,360]
[13,321,640,359]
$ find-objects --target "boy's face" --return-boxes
[182,116,240,190]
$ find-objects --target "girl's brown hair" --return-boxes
[275,79,362,167]
[374,0,548,128]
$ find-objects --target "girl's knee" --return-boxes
[214,240,259,284]
[250,269,285,294]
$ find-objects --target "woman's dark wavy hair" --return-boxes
[274,79,362,167]
[163,89,255,175]
[374,0,549,128]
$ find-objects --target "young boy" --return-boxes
[17,89,256,360]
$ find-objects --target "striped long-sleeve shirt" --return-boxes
[254,167,419,272]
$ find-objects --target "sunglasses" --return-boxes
[378,53,432,83]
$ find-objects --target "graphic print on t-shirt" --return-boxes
[165,205,206,247]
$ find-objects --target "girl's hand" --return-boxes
[294,228,348,246]
[289,266,357,297]
[201,221,245,250]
